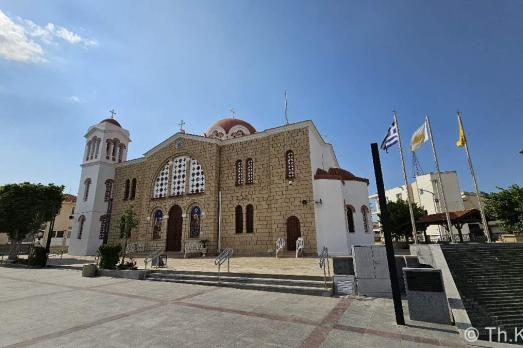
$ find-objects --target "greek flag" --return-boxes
[381,121,399,152]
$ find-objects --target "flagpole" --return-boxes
[457,112,491,242]
[425,115,454,241]
[394,111,418,244]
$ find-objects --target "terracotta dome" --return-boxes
[205,118,256,140]
[100,118,122,127]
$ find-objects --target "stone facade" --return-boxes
[108,124,317,256]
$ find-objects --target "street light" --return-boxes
[419,188,439,203]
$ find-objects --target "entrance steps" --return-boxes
[441,243,523,344]
[145,270,333,297]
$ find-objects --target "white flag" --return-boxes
[410,121,429,152]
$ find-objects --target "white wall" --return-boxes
[342,181,375,248]
[308,127,338,177]
[314,180,348,256]
[313,179,374,256]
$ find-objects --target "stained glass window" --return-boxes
[246,158,254,184]
[235,160,243,185]
[189,206,201,238]
[286,150,295,179]
[152,210,163,240]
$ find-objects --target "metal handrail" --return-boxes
[215,248,233,282]
[319,246,331,288]
[144,250,163,269]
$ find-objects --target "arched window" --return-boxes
[83,179,91,201]
[286,150,295,179]
[104,179,113,202]
[246,158,254,184]
[77,215,86,239]
[124,179,130,200]
[153,162,171,198]
[152,209,163,240]
[118,144,125,163]
[94,137,100,159]
[246,204,254,233]
[130,178,137,200]
[85,140,92,161]
[235,160,243,185]
[111,139,119,161]
[189,206,201,238]
[105,139,112,160]
[346,205,355,233]
[361,206,370,233]
[235,205,243,234]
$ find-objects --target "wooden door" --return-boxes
[166,205,183,251]
[286,216,301,251]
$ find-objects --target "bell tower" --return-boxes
[68,114,131,256]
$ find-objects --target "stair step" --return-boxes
[147,273,328,288]
[147,277,333,296]
[442,244,523,332]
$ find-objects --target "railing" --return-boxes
[319,246,331,288]
[144,250,165,269]
[214,248,233,282]
[275,238,285,258]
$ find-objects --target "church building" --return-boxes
[68,115,374,257]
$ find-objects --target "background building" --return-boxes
[43,194,77,248]
[370,171,471,242]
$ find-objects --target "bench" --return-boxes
[184,240,204,258]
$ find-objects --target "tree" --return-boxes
[379,199,427,241]
[0,183,64,260]
[485,185,523,234]
[119,205,138,264]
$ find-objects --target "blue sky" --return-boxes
[0,0,521,195]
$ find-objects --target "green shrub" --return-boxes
[28,246,47,267]
[97,245,122,270]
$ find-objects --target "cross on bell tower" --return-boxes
[109,109,116,118]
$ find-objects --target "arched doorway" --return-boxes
[166,205,183,251]
[286,216,301,251]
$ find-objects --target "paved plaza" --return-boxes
[0,265,482,348]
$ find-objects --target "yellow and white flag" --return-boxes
[410,121,429,152]
[456,114,466,147]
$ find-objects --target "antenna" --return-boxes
[412,152,424,177]
[284,90,289,125]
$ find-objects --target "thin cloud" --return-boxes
[0,10,45,63]
[0,9,97,63]
[69,96,85,103]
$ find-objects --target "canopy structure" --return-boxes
[416,209,484,243]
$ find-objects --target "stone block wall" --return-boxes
[109,136,220,253]
[108,125,317,256]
